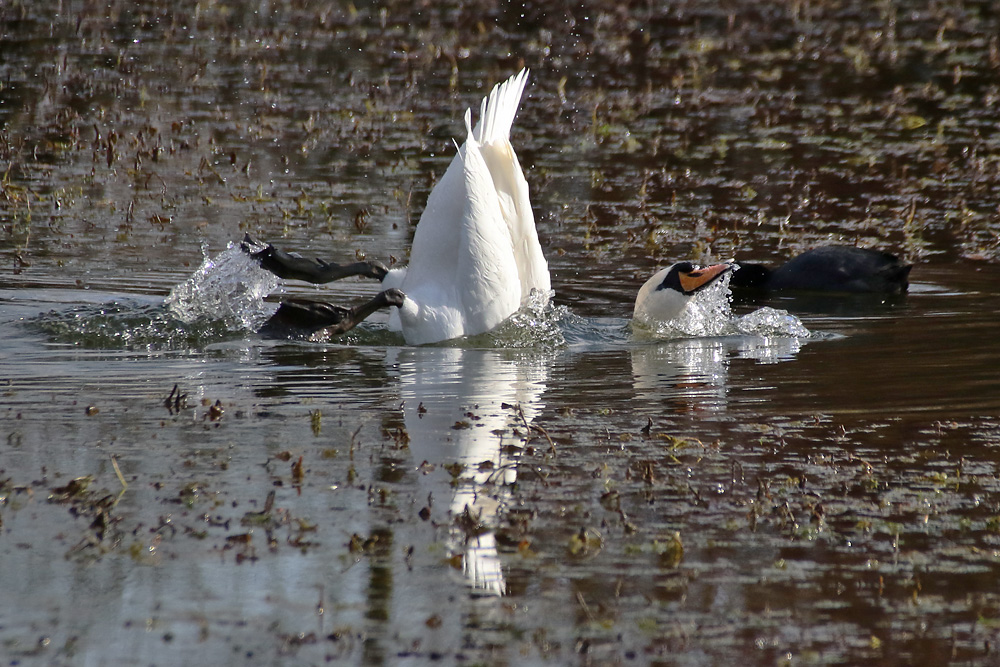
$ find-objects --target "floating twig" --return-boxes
[111,454,127,504]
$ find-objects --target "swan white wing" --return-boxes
[473,69,551,299]
[396,137,520,345]
[478,138,550,299]
[387,69,548,345]
[473,68,528,145]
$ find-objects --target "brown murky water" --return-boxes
[3,1,1000,664]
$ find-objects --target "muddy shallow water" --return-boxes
[3,1,1000,665]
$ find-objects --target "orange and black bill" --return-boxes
[679,263,732,294]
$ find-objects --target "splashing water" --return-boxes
[735,307,811,337]
[287,289,570,348]
[666,272,736,337]
[465,289,571,349]
[31,249,807,352]
[632,271,810,340]
[31,298,258,350]
[165,243,278,331]
[32,244,280,350]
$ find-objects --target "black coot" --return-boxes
[731,246,911,294]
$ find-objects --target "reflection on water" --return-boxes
[3,264,1000,663]
[4,0,1000,660]
[388,347,549,595]
[631,334,804,414]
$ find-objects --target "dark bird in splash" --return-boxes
[242,234,401,338]
[258,288,405,338]
[241,234,388,283]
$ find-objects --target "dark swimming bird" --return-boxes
[242,235,401,338]
[730,246,911,294]
[241,234,388,283]
[258,289,405,338]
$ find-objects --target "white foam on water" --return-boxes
[165,243,279,331]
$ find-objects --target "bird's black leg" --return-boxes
[242,234,389,283]
[260,288,405,338]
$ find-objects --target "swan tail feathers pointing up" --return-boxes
[464,108,475,146]
[395,69,547,344]
[473,68,529,145]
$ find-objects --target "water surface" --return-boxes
[3,1,1000,664]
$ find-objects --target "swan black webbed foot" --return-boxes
[259,288,405,338]
[241,234,389,283]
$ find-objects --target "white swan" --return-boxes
[633,261,732,325]
[383,69,550,345]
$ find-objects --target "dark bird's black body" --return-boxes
[731,246,911,294]
[259,289,405,338]
[241,234,402,338]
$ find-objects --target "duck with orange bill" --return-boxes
[632,261,734,327]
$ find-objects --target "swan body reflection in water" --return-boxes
[387,347,549,595]
[380,324,806,598]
